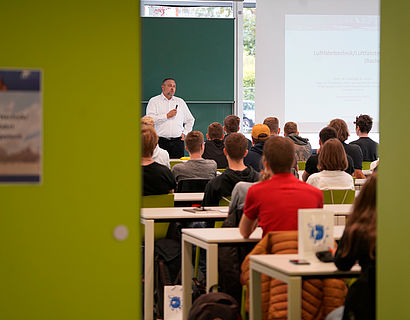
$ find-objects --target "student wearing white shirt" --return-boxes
[307,138,354,190]
[146,78,195,158]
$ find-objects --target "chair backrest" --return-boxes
[176,179,210,193]
[322,189,355,204]
[141,194,174,241]
[216,168,226,174]
[362,161,372,170]
[218,196,231,207]
[297,161,306,170]
[142,193,174,207]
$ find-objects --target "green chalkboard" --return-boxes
[142,17,234,102]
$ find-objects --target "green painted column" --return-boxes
[379,1,410,318]
[0,1,141,319]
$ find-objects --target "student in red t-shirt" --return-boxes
[239,136,323,238]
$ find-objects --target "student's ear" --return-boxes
[319,140,322,147]
[277,128,281,135]
[185,145,189,152]
[206,133,210,140]
[297,131,299,135]
[223,126,227,134]
[223,147,228,156]
[244,149,248,158]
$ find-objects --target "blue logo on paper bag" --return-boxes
[308,224,330,244]
[169,296,182,310]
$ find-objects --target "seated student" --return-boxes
[239,136,323,238]
[172,131,217,183]
[350,114,378,162]
[202,122,228,169]
[141,125,176,196]
[327,173,377,320]
[284,121,312,161]
[202,133,259,206]
[263,116,280,136]
[223,115,252,150]
[141,115,170,168]
[329,118,365,179]
[306,138,354,190]
[244,124,271,172]
[303,126,354,182]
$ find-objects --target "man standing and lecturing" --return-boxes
[146,78,195,159]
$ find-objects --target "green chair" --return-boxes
[322,189,355,204]
[170,160,183,169]
[141,194,174,240]
[297,161,306,170]
[362,161,372,170]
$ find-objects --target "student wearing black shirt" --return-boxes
[141,125,176,196]
[329,119,365,179]
[350,114,378,162]
[203,133,259,206]
[303,126,354,182]
[202,122,228,169]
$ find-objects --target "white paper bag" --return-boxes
[164,285,183,320]
[298,208,334,258]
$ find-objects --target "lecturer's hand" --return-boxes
[167,109,177,119]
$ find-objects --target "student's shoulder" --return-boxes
[153,161,173,172]
[171,161,186,172]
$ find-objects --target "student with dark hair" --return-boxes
[327,174,377,320]
[202,122,228,169]
[303,126,355,181]
[306,139,354,190]
[202,133,259,206]
[223,115,252,150]
[263,117,280,136]
[329,118,365,178]
[283,121,312,161]
[350,114,378,162]
[239,136,323,238]
[244,124,271,172]
[172,131,216,183]
[141,125,176,195]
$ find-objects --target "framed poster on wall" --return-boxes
[0,69,42,183]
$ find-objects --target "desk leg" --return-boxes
[206,244,218,292]
[144,220,154,320]
[288,276,302,320]
[250,268,262,320]
[182,236,193,320]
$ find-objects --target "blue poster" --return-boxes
[0,69,42,183]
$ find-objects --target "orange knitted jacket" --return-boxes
[241,231,347,320]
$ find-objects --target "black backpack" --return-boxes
[187,290,241,320]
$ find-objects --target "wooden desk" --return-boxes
[323,204,352,215]
[181,227,263,320]
[141,207,227,320]
[249,254,360,320]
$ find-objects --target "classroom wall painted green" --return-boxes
[379,0,410,318]
[0,1,141,319]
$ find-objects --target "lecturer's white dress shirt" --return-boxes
[146,93,195,138]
